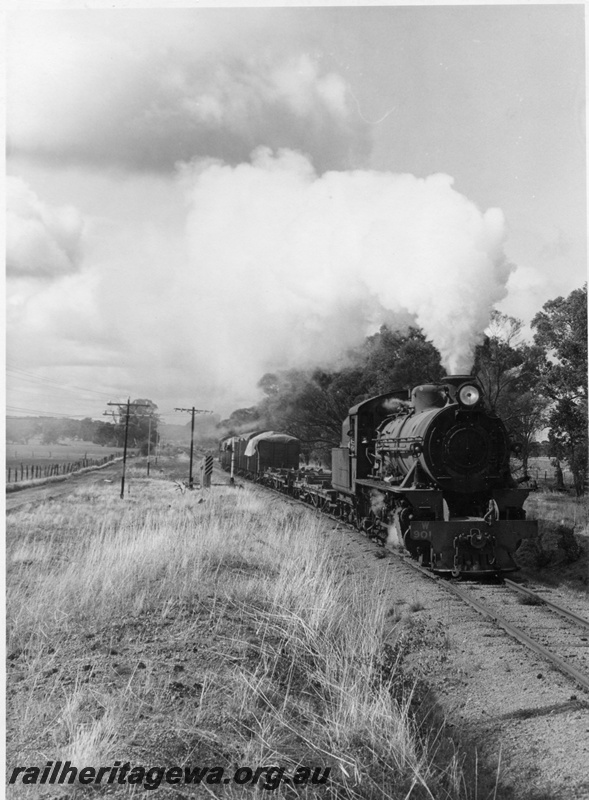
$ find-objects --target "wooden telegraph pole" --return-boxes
[106,399,151,498]
[174,407,213,488]
[146,413,153,476]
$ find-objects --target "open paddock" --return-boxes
[6,441,124,483]
[519,456,575,490]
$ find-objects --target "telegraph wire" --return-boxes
[6,364,120,400]
[7,386,113,407]
[6,405,98,419]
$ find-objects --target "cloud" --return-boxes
[6,177,84,279]
[7,11,369,173]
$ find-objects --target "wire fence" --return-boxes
[6,453,121,484]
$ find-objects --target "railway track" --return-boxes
[503,578,589,631]
[241,472,589,695]
[401,559,589,694]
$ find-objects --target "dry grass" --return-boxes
[6,470,480,799]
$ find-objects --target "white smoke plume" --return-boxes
[181,148,514,401]
[370,490,387,516]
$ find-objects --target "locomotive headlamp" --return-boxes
[458,384,480,407]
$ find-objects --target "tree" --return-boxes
[219,406,262,436]
[474,311,550,474]
[532,285,588,494]
[506,391,550,476]
[111,399,160,450]
[41,418,65,445]
[6,417,41,444]
[475,311,528,413]
[80,417,96,442]
[93,421,118,446]
[128,399,160,451]
[256,367,370,462]
[361,326,444,393]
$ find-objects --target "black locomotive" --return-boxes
[220,375,537,576]
[331,375,536,574]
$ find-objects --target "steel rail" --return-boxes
[399,556,589,694]
[503,578,589,631]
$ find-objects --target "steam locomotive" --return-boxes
[220,375,537,576]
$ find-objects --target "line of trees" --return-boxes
[220,285,587,494]
[7,398,161,456]
[6,416,106,446]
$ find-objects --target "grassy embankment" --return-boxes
[7,462,472,800]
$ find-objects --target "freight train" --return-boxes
[219,375,537,576]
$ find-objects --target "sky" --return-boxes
[5,2,587,422]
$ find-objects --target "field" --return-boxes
[525,456,574,488]
[6,441,123,467]
[5,441,124,483]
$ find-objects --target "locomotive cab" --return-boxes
[331,389,410,496]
